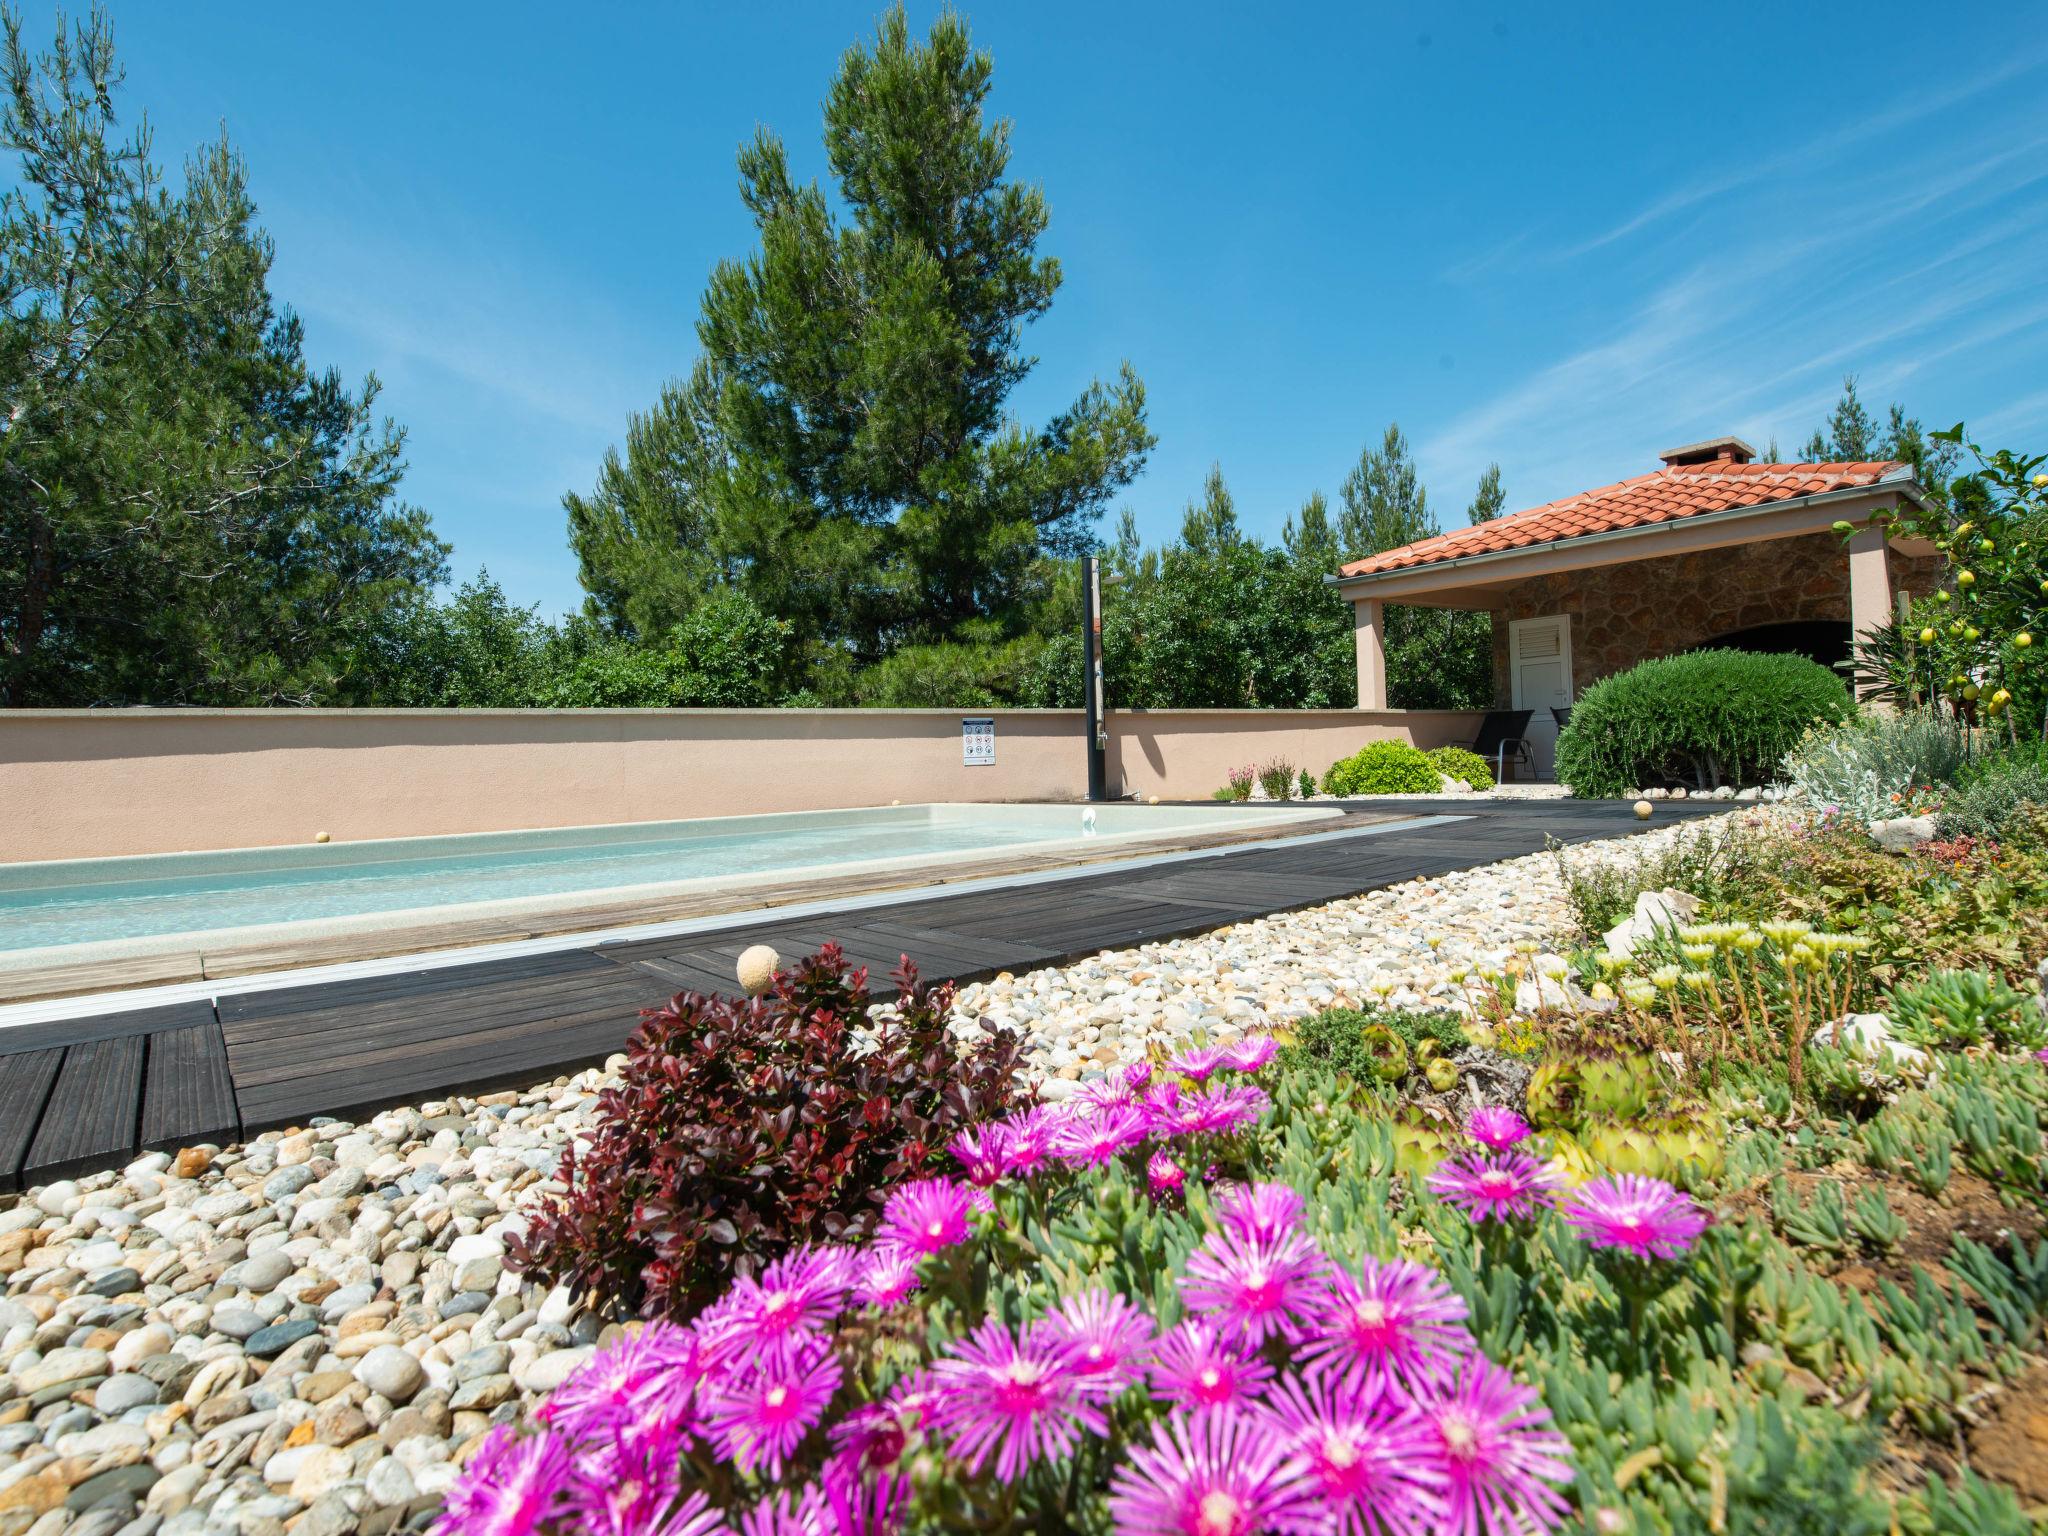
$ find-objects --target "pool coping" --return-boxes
[0,807,1432,1023]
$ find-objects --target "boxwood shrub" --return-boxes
[1427,744,1495,788]
[1320,738,1443,795]
[1554,648,1852,798]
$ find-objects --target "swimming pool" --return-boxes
[0,802,1334,965]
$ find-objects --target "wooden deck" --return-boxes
[0,799,1729,1191]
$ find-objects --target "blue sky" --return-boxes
[95,2,2048,618]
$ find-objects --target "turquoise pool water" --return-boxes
[0,803,1320,955]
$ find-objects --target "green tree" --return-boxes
[1467,462,1505,523]
[1338,423,1433,555]
[1282,490,1340,568]
[0,8,445,706]
[1802,376,1958,495]
[1331,424,1492,709]
[566,5,1152,678]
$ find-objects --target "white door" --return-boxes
[1509,615,1574,778]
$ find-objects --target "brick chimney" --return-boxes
[1658,436,1757,467]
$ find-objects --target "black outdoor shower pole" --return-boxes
[1083,554,1107,801]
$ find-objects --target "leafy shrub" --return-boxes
[1256,757,1297,799]
[1320,739,1442,795]
[1935,745,2048,840]
[510,945,1027,1318]
[1296,767,1316,799]
[1554,649,1852,797]
[1885,968,2048,1052]
[1279,1003,1468,1078]
[1222,763,1255,801]
[1427,745,1495,788]
[850,634,1046,708]
[1557,819,1779,940]
[1780,709,1972,823]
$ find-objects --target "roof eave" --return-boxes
[1324,472,1924,593]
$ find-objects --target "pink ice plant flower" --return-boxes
[827,1400,910,1478]
[571,1447,724,1536]
[1148,1319,1275,1414]
[1053,1103,1151,1166]
[737,1476,906,1536]
[994,1106,1060,1176]
[1214,1180,1305,1244]
[1222,1034,1279,1072]
[927,1317,1107,1482]
[1170,1084,1271,1136]
[705,1244,849,1367]
[948,1123,1010,1187]
[540,1321,702,1451]
[1108,1409,1319,1536]
[1424,1356,1574,1536]
[1426,1152,1561,1224]
[851,1244,922,1308]
[1465,1106,1532,1151]
[1167,1043,1233,1082]
[1556,1173,1710,1259]
[1181,1225,1330,1344]
[1148,1150,1188,1198]
[1299,1257,1471,1390]
[1258,1370,1450,1536]
[433,1424,571,1536]
[877,1177,978,1256]
[702,1335,842,1479]
[1038,1289,1155,1397]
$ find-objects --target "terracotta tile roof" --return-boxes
[1336,459,1908,578]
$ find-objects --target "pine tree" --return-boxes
[0,9,444,706]
[1466,463,1505,524]
[566,6,1153,671]
[1282,491,1339,568]
[1337,424,1436,557]
[1178,465,1241,554]
[1799,377,1958,495]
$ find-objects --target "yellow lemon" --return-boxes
[1957,570,1976,587]
[1918,627,1937,643]
[1936,590,1952,603]
[2018,633,2035,648]
[1964,626,1980,641]
[1962,683,1980,700]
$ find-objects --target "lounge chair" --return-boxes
[1463,709,1536,783]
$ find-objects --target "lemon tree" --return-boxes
[1839,427,2046,739]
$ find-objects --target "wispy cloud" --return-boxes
[1419,83,2048,516]
[1440,44,2048,287]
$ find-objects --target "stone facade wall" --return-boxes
[1482,532,1941,704]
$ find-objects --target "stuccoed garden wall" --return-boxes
[0,707,1484,861]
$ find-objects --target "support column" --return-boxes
[1353,598,1388,710]
[1846,524,1892,704]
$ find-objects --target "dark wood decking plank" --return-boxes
[22,1035,145,1185]
[225,966,659,1075]
[216,951,605,1031]
[139,1022,240,1152]
[0,999,222,1055]
[0,1048,63,1194]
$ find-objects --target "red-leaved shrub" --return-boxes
[509,943,1028,1319]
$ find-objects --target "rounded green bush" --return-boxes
[1426,746,1495,789]
[1554,648,1852,798]
[1320,739,1443,795]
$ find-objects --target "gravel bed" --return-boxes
[0,807,1753,1536]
